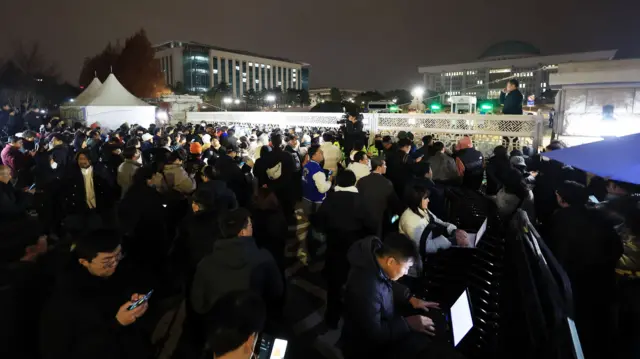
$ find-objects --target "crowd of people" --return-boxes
[0,104,639,359]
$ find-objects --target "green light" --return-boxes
[481,103,493,110]
[430,103,441,110]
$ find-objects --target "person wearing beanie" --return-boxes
[201,134,212,151]
[190,142,203,155]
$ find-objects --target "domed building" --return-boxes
[418,41,616,103]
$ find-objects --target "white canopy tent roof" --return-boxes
[60,74,155,130]
[72,77,102,106]
[86,73,151,107]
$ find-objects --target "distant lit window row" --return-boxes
[490,68,511,74]
[514,72,533,77]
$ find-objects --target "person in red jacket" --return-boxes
[1,136,27,177]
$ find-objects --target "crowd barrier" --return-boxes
[186,112,545,155]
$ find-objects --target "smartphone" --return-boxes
[255,333,288,359]
[29,183,36,190]
[128,289,154,311]
[588,195,599,204]
[391,215,399,224]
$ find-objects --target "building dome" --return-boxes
[479,41,541,60]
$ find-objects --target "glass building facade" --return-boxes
[183,50,210,92]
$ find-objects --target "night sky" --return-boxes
[2,0,639,91]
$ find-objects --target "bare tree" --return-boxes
[12,41,59,79]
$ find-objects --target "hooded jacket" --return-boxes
[340,237,413,357]
[190,236,283,315]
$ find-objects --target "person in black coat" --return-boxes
[500,79,523,115]
[312,170,377,328]
[0,104,11,134]
[485,145,512,196]
[254,134,296,219]
[341,235,463,359]
[61,150,116,234]
[406,161,446,221]
[40,229,153,359]
[386,138,422,198]
[214,146,253,208]
[0,165,32,219]
[357,157,403,237]
[251,188,289,276]
[547,181,622,359]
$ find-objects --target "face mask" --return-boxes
[50,161,58,170]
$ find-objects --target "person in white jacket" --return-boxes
[320,133,342,173]
[346,151,370,184]
[399,184,469,276]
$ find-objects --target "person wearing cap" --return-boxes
[381,135,396,160]
[510,155,536,185]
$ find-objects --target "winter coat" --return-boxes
[117,159,141,198]
[313,186,377,270]
[429,152,460,184]
[340,237,417,358]
[346,162,370,183]
[151,163,196,195]
[61,165,116,216]
[190,236,283,315]
[500,89,524,115]
[356,173,403,235]
[399,207,456,259]
[1,144,26,176]
[40,261,152,359]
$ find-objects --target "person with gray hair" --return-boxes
[0,164,33,218]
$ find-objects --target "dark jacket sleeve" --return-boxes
[253,251,284,301]
[40,299,75,359]
[348,279,410,343]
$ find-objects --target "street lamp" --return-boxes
[411,86,425,98]
[266,95,276,102]
[234,99,241,105]
[69,98,75,103]
[393,98,397,103]
[411,86,425,112]
[223,97,232,104]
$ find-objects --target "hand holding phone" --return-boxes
[115,290,152,326]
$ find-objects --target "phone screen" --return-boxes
[255,333,288,359]
[128,289,154,311]
[391,215,399,224]
[588,195,599,204]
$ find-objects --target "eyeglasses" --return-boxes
[101,251,125,269]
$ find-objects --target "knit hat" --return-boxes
[190,142,203,154]
[202,134,211,144]
[141,133,153,142]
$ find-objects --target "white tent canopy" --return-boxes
[61,74,156,131]
[72,77,102,106]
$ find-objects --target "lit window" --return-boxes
[213,69,218,74]
[256,79,259,83]
[248,62,253,66]
[267,65,271,69]
[292,69,296,73]
[293,79,296,82]
[242,78,247,83]
[521,84,526,88]
[236,66,240,70]
[490,68,511,74]
[255,63,259,67]
[278,81,282,86]
[261,64,265,68]
[243,72,246,77]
